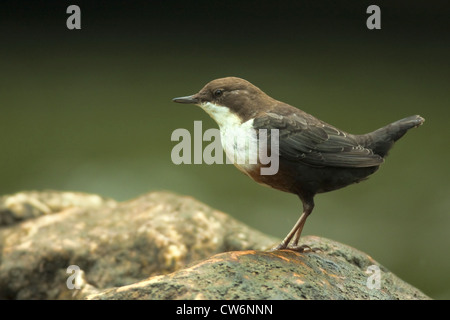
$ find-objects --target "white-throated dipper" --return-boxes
[173,77,424,251]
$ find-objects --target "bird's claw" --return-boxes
[294,244,322,253]
[268,243,287,252]
[269,243,322,253]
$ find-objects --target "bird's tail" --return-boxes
[358,115,424,158]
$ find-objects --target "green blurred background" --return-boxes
[1,1,449,299]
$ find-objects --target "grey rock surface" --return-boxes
[0,190,275,299]
[0,190,429,300]
[88,236,430,300]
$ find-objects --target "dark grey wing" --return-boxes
[254,112,384,168]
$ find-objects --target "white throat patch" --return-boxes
[198,102,242,129]
[199,102,257,171]
[196,101,279,177]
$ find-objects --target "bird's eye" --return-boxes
[214,89,224,97]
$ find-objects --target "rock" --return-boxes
[88,237,430,300]
[0,190,276,299]
[0,191,116,226]
[0,190,429,300]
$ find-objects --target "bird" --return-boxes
[173,77,424,251]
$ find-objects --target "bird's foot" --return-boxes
[288,244,322,253]
[268,242,288,252]
[268,242,321,253]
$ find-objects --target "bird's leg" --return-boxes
[290,199,313,251]
[270,197,314,251]
[271,211,309,250]
[291,217,308,247]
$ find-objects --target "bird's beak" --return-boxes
[172,95,198,104]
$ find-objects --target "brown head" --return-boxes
[173,77,277,124]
